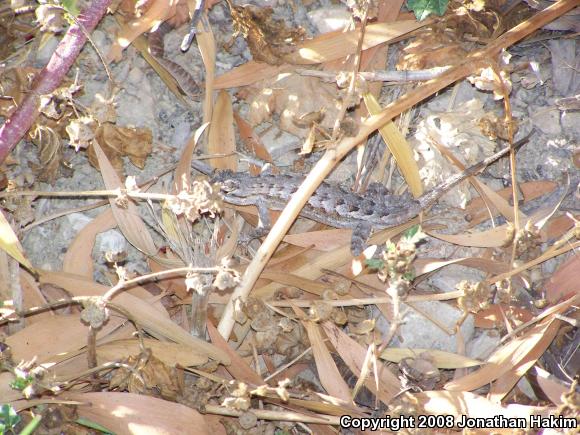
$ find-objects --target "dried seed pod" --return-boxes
[334,277,351,296]
[243,297,267,319]
[321,289,339,300]
[250,312,277,332]
[308,301,333,322]
[331,309,348,326]
[349,319,375,335]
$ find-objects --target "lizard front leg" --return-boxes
[239,197,272,244]
[351,222,372,256]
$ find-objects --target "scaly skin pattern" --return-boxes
[191,137,527,252]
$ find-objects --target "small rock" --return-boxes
[530,108,561,135]
[466,330,500,361]
[561,111,580,137]
[36,35,59,65]
[66,213,93,236]
[307,6,351,34]
[388,301,475,353]
[428,265,486,294]
[128,67,143,84]
[95,229,128,262]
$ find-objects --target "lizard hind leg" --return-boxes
[239,197,272,244]
[351,222,372,256]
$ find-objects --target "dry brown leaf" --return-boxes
[208,90,236,170]
[96,338,207,367]
[252,223,415,301]
[108,0,178,62]
[233,111,272,175]
[414,256,510,277]
[63,208,116,277]
[321,321,401,404]
[92,141,158,256]
[198,14,216,131]
[302,320,353,403]
[148,256,189,299]
[18,270,54,325]
[260,270,328,296]
[41,323,136,379]
[5,313,123,364]
[428,225,510,248]
[465,182,556,226]
[488,317,561,402]
[410,390,550,421]
[206,321,263,385]
[214,20,425,89]
[283,228,351,252]
[534,367,569,406]
[89,124,153,174]
[380,348,482,369]
[0,209,34,271]
[445,295,578,392]
[39,270,230,364]
[286,20,426,65]
[64,392,209,435]
[246,74,342,139]
[364,92,422,197]
[474,304,534,329]
[545,253,580,303]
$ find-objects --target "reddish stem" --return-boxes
[0,0,112,163]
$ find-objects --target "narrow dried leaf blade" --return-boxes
[96,339,207,367]
[198,17,216,129]
[286,20,426,64]
[321,321,401,403]
[428,225,509,248]
[64,392,209,435]
[283,228,351,251]
[39,271,230,364]
[63,208,115,277]
[92,142,157,256]
[303,320,353,402]
[108,2,176,62]
[363,93,422,197]
[380,348,483,368]
[0,210,33,270]
[208,90,236,170]
[206,321,263,384]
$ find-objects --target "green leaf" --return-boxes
[18,415,41,435]
[0,404,21,431]
[9,375,33,391]
[403,224,420,239]
[407,0,448,21]
[402,225,427,245]
[365,258,384,270]
[61,0,79,16]
[0,210,34,271]
[75,417,115,434]
[403,271,416,281]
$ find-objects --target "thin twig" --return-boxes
[297,66,451,83]
[331,5,369,140]
[203,404,340,425]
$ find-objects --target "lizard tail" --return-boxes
[191,159,215,176]
[417,133,531,210]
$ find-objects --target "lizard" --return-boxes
[191,136,529,254]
